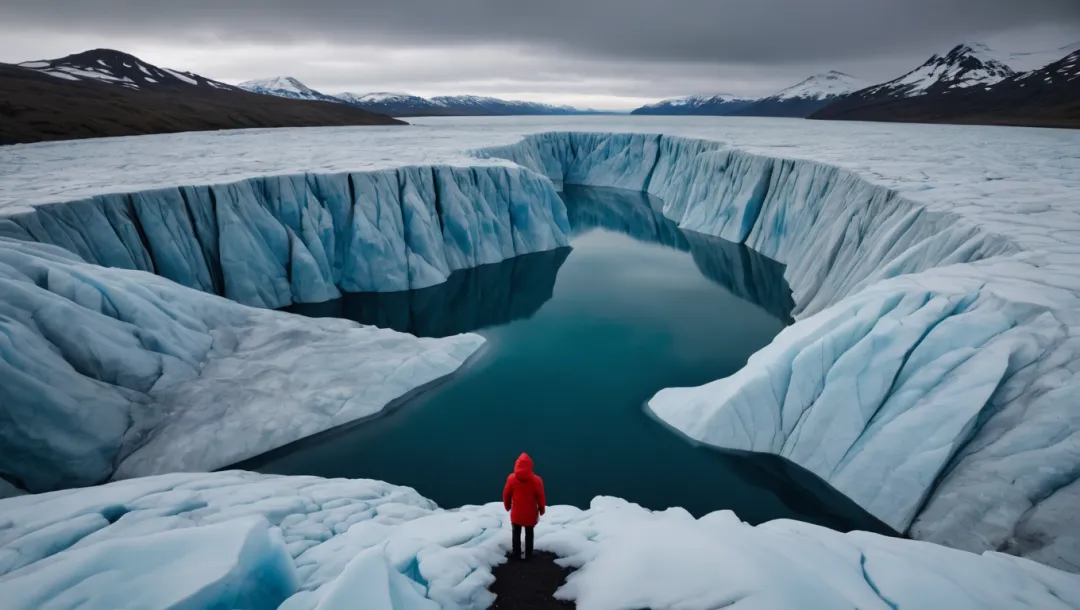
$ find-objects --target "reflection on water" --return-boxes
[249,185,893,536]
[564,184,794,321]
[287,248,571,337]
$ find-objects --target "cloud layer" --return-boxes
[2,0,1078,108]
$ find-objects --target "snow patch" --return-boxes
[162,68,197,85]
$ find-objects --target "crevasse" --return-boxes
[477,132,1080,573]
[2,130,1078,575]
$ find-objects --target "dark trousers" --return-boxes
[512,523,534,559]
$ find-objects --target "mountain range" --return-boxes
[238,78,600,117]
[632,71,868,118]
[3,41,1078,147]
[1,49,402,145]
[634,42,1079,127]
[812,43,1080,128]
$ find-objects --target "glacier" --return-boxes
[1,471,1078,610]
[0,162,570,493]
[1,116,1079,578]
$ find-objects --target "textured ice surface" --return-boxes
[2,117,1080,571]
[0,165,569,309]
[470,125,1080,571]
[1,472,1078,610]
[0,238,483,492]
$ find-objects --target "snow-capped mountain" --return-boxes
[857,44,1017,99]
[237,77,597,116]
[813,46,1080,128]
[237,76,342,104]
[333,92,596,117]
[3,49,402,145]
[17,48,235,92]
[1012,48,1080,87]
[631,94,755,116]
[731,71,869,117]
[630,72,865,118]
[335,92,449,116]
[428,95,586,115]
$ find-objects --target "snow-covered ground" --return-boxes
[2,117,1080,585]
[0,472,1078,610]
[470,125,1080,572]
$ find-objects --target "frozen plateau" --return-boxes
[1,115,1080,607]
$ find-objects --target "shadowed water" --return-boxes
[241,185,894,535]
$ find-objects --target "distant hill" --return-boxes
[241,76,601,117]
[237,76,345,104]
[731,72,868,118]
[334,92,452,117]
[631,72,866,118]
[16,48,240,92]
[1,49,403,145]
[631,94,755,116]
[813,43,1080,128]
[427,94,592,116]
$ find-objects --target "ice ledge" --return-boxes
[477,132,1080,573]
[1,472,1078,610]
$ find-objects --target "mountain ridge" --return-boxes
[812,47,1080,128]
[240,76,601,116]
[1,49,403,145]
[633,71,867,118]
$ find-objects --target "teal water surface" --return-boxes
[241,186,894,535]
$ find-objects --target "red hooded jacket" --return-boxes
[503,453,546,527]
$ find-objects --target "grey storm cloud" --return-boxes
[4,0,1079,64]
[2,0,1079,108]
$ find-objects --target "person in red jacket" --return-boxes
[503,453,546,561]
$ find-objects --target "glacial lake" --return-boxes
[241,185,895,535]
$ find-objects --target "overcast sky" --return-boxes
[2,1,1078,110]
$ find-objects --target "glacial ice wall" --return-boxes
[562,184,794,320]
[0,237,484,493]
[479,132,1080,572]
[0,165,570,309]
[0,162,571,493]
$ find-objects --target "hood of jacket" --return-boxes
[514,453,534,482]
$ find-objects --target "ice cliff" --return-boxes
[0,164,569,493]
[0,237,485,492]
[1,472,1078,610]
[0,165,569,309]
[478,132,1080,572]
